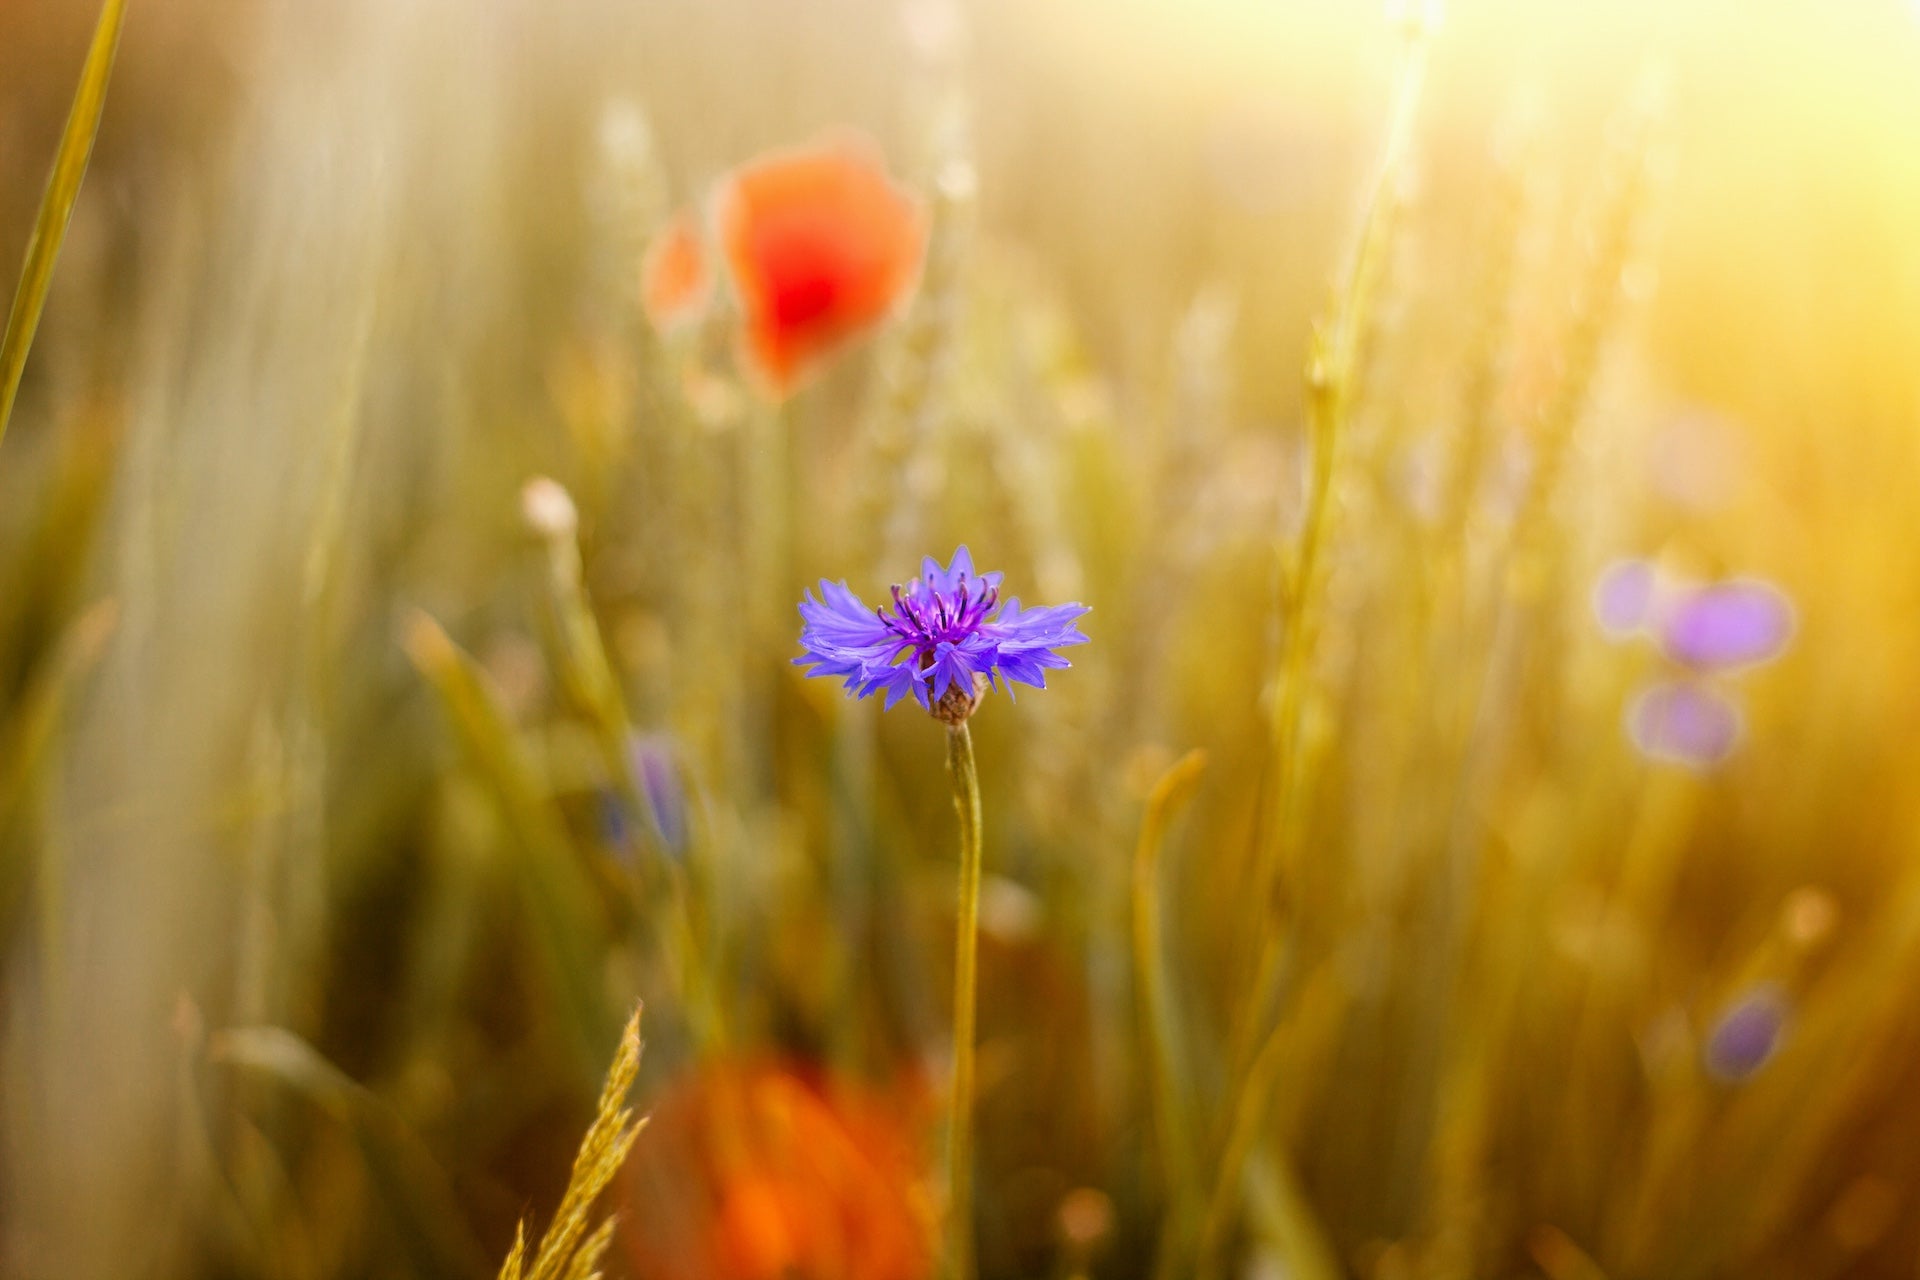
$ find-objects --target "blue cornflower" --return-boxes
[1703,982,1790,1083]
[795,546,1089,723]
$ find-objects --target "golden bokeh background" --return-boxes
[4,2,1920,1278]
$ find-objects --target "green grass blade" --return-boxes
[0,600,117,941]
[210,1025,495,1280]
[0,0,130,453]
[402,609,621,1084]
[1133,750,1207,1214]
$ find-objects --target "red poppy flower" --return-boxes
[641,209,713,333]
[715,136,927,397]
[621,1060,936,1280]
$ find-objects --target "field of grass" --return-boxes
[6,1,1920,1278]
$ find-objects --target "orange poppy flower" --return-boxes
[621,1060,937,1280]
[641,209,714,333]
[714,136,927,397]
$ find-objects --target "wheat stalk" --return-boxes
[500,1006,647,1280]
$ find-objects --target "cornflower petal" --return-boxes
[1659,578,1795,670]
[1627,679,1743,768]
[1704,983,1790,1082]
[795,548,1088,717]
[1593,558,1658,637]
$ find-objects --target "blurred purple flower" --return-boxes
[1704,983,1789,1082]
[595,790,634,859]
[1660,579,1794,670]
[795,546,1089,717]
[1627,680,1743,768]
[1593,558,1658,636]
[628,733,690,858]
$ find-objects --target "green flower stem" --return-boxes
[946,722,983,1280]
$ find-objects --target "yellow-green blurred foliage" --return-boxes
[4,1,1920,1278]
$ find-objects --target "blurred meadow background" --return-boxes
[6,0,1920,1277]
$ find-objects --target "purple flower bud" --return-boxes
[595,789,633,859]
[1627,680,1743,768]
[1659,579,1794,670]
[1593,558,1658,637]
[1704,983,1789,1082]
[628,733,689,858]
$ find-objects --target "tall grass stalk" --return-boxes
[523,478,724,1052]
[1205,11,1435,1273]
[1134,750,1206,1280]
[0,600,116,987]
[500,1005,647,1280]
[402,611,617,1084]
[0,0,127,455]
[209,1021,493,1279]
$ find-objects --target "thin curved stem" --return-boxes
[1195,1011,1292,1277]
[946,722,983,1280]
[1207,13,1434,1273]
[0,0,127,455]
